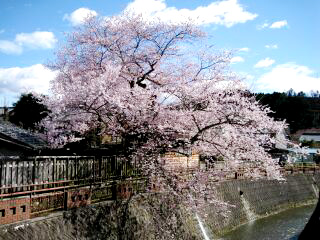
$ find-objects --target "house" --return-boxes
[299,133,320,148]
[0,107,13,121]
[299,133,320,145]
[0,120,47,156]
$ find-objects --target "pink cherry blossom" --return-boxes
[43,13,294,211]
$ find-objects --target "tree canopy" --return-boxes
[256,92,314,133]
[10,93,49,131]
[43,14,292,207]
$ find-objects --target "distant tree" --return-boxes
[286,88,296,97]
[297,91,306,97]
[256,92,313,133]
[10,93,49,131]
[310,90,320,98]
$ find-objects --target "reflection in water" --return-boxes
[222,204,315,240]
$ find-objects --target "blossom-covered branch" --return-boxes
[43,13,291,204]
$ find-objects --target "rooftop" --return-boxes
[299,134,320,143]
[0,120,47,150]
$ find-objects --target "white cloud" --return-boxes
[238,72,255,90]
[63,8,98,26]
[254,58,275,68]
[125,0,258,27]
[15,31,57,49]
[265,44,278,49]
[0,31,57,55]
[245,74,254,81]
[257,22,269,29]
[0,64,57,99]
[239,47,249,52]
[0,40,22,54]
[230,56,244,63]
[258,20,288,30]
[238,71,254,81]
[270,20,288,29]
[255,63,320,93]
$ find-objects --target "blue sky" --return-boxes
[0,0,319,105]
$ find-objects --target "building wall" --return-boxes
[0,197,30,225]
[0,141,25,156]
[291,128,320,143]
[163,152,199,171]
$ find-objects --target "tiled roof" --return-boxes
[0,121,47,149]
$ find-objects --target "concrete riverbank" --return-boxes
[205,173,320,236]
[1,173,319,239]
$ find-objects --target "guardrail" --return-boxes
[0,155,142,193]
[284,163,320,174]
[207,163,320,181]
[0,155,319,225]
[0,155,148,225]
[0,177,147,225]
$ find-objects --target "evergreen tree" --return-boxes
[10,93,49,131]
[256,92,314,133]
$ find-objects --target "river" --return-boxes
[221,204,316,240]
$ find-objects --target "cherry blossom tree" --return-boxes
[44,13,291,209]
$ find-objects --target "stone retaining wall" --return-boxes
[0,173,319,239]
[205,173,320,236]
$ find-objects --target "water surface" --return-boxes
[221,204,316,240]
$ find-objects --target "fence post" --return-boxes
[63,191,68,210]
[99,155,102,181]
[53,157,56,182]
[66,157,69,181]
[92,156,95,183]
[32,157,36,188]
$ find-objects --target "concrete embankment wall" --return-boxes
[1,173,319,240]
[205,173,320,236]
